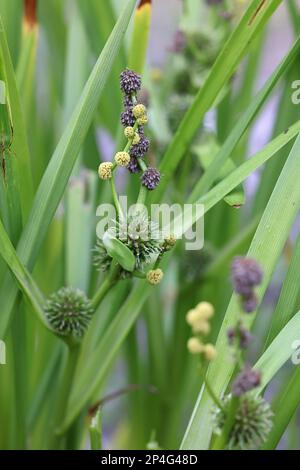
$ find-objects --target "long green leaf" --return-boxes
[255,311,300,393]
[181,132,300,450]
[0,15,33,219]
[0,0,137,338]
[189,34,300,202]
[152,0,282,202]
[0,217,47,328]
[60,121,300,430]
[265,231,300,348]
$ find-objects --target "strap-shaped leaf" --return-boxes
[103,231,136,273]
[0,0,137,338]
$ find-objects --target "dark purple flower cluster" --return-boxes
[232,366,261,397]
[120,69,141,95]
[231,256,263,313]
[130,136,150,158]
[127,156,139,174]
[227,324,252,350]
[119,69,153,172]
[141,167,161,190]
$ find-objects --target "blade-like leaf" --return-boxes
[0,217,47,328]
[60,121,300,431]
[181,132,300,450]
[0,0,137,338]
[152,0,282,202]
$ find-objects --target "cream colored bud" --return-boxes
[204,344,217,361]
[137,115,148,126]
[192,320,210,335]
[187,337,204,354]
[186,309,201,326]
[98,162,113,180]
[196,301,215,319]
[115,151,130,167]
[124,126,135,139]
[147,269,163,285]
[165,234,176,247]
[132,133,140,145]
[133,104,146,119]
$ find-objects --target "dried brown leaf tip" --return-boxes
[139,0,151,9]
[24,0,37,29]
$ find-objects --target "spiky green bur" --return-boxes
[44,287,94,341]
[212,394,273,450]
[93,213,162,276]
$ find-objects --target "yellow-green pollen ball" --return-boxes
[124,126,135,139]
[133,104,146,119]
[115,151,130,167]
[98,162,113,180]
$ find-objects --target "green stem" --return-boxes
[89,408,102,450]
[198,364,226,414]
[52,345,80,449]
[91,264,119,310]
[211,396,239,450]
[110,175,123,218]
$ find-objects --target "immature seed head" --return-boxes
[133,104,147,119]
[98,162,113,180]
[232,366,261,396]
[141,167,161,190]
[115,151,130,167]
[124,126,135,139]
[231,256,263,296]
[120,68,141,94]
[187,337,204,354]
[44,287,94,341]
[147,268,163,285]
[213,394,273,450]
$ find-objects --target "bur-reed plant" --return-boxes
[0,0,300,451]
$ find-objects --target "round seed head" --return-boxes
[115,151,130,167]
[141,167,161,190]
[124,126,135,139]
[147,268,163,285]
[120,68,141,94]
[44,287,94,341]
[133,104,147,119]
[187,337,204,354]
[213,394,273,450]
[98,162,113,180]
[203,343,217,361]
